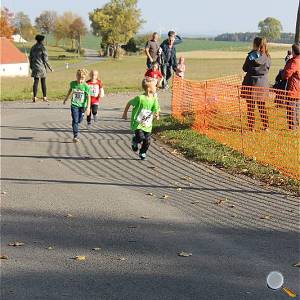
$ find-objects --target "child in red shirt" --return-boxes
[86,70,104,125]
[145,62,163,87]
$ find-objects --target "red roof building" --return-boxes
[0,37,29,77]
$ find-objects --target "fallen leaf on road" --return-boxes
[282,287,297,298]
[146,193,154,196]
[178,251,192,257]
[215,199,227,206]
[161,195,169,199]
[181,176,193,181]
[191,201,200,204]
[260,215,271,220]
[0,255,8,259]
[92,248,101,251]
[148,166,156,169]
[171,149,178,154]
[141,216,150,219]
[292,262,300,267]
[73,256,86,261]
[229,205,236,208]
[8,242,25,247]
[118,257,126,261]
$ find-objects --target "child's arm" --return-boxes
[63,88,72,104]
[122,102,131,120]
[155,111,160,121]
[86,94,91,116]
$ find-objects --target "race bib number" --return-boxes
[90,84,100,97]
[137,109,153,128]
[72,89,85,103]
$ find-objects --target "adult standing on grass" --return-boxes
[145,32,160,69]
[29,35,52,103]
[282,43,300,130]
[242,37,271,131]
[159,31,183,89]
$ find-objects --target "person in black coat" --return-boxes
[242,37,271,131]
[29,35,52,102]
[158,31,182,89]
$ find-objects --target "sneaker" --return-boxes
[131,138,138,152]
[93,115,98,122]
[139,153,147,160]
[73,137,79,143]
[87,122,92,128]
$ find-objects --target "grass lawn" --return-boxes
[153,116,300,195]
[1,50,286,101]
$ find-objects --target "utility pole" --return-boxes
[295,0,300,43]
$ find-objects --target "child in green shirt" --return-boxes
[122,79,160,160]
[63,69,91,143]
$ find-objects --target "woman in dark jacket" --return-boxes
[29,35,52,102]
[242,37,271,130]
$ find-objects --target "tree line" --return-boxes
[0,0,143,57]
[215,17,295,43]
[0,8,88,53]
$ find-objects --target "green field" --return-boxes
[1,38,291,101]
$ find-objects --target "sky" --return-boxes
[2,0,298,36]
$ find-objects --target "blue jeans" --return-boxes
[71,106,84,138]
[161,64,173,88]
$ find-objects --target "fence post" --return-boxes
[204,80,208,132]
[237,86,245,155]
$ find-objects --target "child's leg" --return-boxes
[71,107,80,138]
[140,131,151,154]
[92,105,98,121]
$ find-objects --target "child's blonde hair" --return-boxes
[90,70,99,79]
[142,78,156,92]
[76,69,89,79]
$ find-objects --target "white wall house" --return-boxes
[12,34,28,43]
[0,37,29,77]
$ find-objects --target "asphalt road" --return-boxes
[1,92,299,300]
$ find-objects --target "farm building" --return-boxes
[12,34,28,43]
[0,37,29,77]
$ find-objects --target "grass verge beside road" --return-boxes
[153,116,300,196]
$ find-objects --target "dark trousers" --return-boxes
[286,99,299,130]
[87,104,99,123]
[161,64,173,88]
[133,130,151,154]
[33,77,46,98]
[71,106,84,138]
[246,100,269,129]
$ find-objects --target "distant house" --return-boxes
[0,37,29,77]
[12,34,28,43]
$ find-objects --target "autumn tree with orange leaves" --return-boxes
[0,7,15,38]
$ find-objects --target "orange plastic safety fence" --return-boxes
[172,75,300,179]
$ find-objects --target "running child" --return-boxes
[145,62,163,87]
[86,70,104,126]
[176,56,186,78]
[122,79,160,160]
[63,69,91,143]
